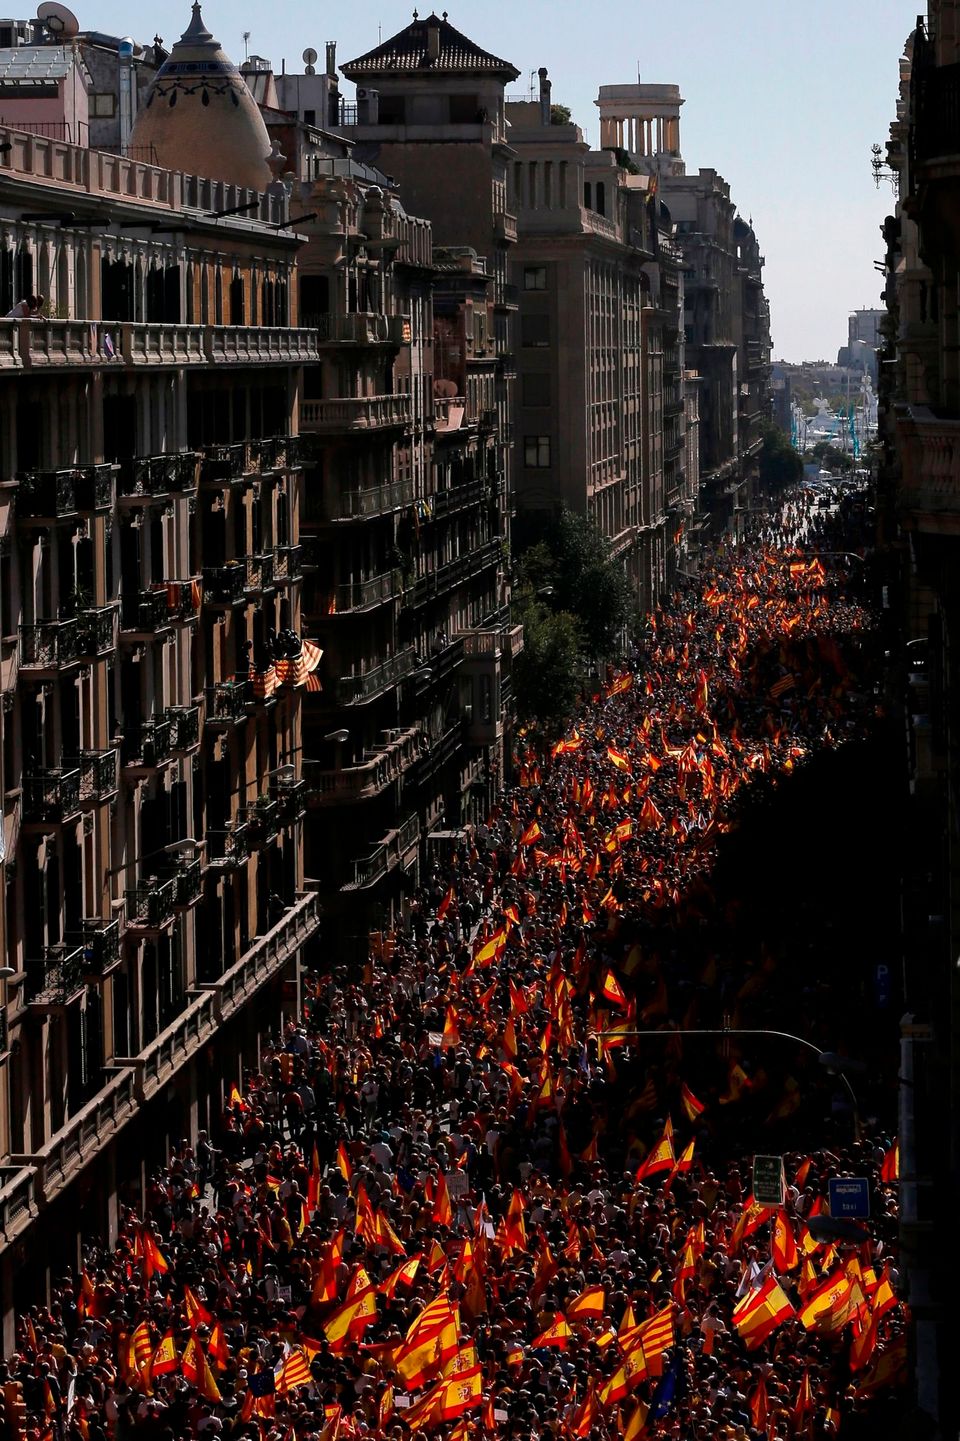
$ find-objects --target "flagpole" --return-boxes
[595,1026,862,1133]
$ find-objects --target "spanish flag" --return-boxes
[150,1331,178,1378]
[599,1343,647,1407]
[607,747,632,773]
[679,1083,705,1123]
[567,1286,606,1323]
[635,1119,675,1182]
[336,1140,353,1183]
[380,1255,421,1298]
[142,1231,169,1279]
[772,1211,799,1273]
[799,1271,852,1332]
[732,1275,795,1349]
[532,1316,572,1349]
[880,1140,899,1184]
[601,970,628,1010]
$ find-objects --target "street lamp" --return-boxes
[596,1026,863,1133]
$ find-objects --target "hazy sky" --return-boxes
[88,0,915,361]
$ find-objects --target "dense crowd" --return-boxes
[9,486,907,1440]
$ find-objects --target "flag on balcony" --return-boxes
[252,663,278,699]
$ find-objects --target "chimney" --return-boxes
[538,67,551,127]
[326,40,337,78]
[426,14,441,63]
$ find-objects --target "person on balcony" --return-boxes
[5,293,43,317]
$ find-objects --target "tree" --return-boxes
[758,421,803,494]
[512,603,583,738]
[516,508,630,662]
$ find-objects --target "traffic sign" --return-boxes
[828,1177,870,1220]
[752,1154,784,1207]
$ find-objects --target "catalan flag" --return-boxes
[275,1347,313,1394]
[679,1082,705,1122]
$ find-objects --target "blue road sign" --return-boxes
[828,1177,870,1220]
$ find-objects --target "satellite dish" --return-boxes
[302,47,318,66]
[37,1,81,37]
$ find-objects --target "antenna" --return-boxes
[243,30,251,59]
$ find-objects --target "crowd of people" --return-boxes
[9,485,907,1440]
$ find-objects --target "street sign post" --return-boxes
[827,1177,870,1220]
[753,1154,784,1207]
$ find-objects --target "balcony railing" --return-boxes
[78,605,118,659]
[300,394,412,433]
[162,579,201,623]
[19,618,81,670]
[311,312,410,346]
[332,570,398,612]
[17,464,114,519]
[250,435,299,472]
[273,544,302,583]
[269,772,308,823]
[206,819,251,869]
[120,588,170,633]
[431,478,484,517]
[22,766,81,823]
[77,748,118,804]
[493,211,518,242]
[121,718,172,771]
[69,917,121,976]
[204,681,249,727]
[243,551,276,594]
[459,623,525,660]
[304,725,424,806]
[167,703,201,752]
[344,814,421,891]
[125,876,178,931]
[242,797,280,847]
[172,858,202,908]
[335,647,418,705]
[117,451,197,500]
[325,478,414,522]
[10,322,318,370]
[25,946,86,1006]
[199,442,248,484]
[203,562,246,606]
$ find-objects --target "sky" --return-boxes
[86,0,916,361]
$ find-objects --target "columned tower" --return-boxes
[595,84,685,176]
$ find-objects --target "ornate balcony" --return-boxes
[120,588,170,635]
[269,769,308,823]
[167,703,201,752]
[343,814,420,892]
[335,647,417,705]
[22,766,81,823]
[330,570,398,613]
[250,435,300,472]
[895,405,960,533]
[204,681,249,728]
[125,877,178,932]
[77,605,118,659]
[311,311,411,346]
[17,468,82,521]
[309,478,414,524]
[304,726,424,807]
[172,858,202,909]
[300,394,412,434]
[121,718,172,772]
[243,551,276,595]
[162,579,201,624]
[206,819,251,869]
[203,562,246,607]
[24,945,86,1007]
[70,917,121,977]
[117,452,197,502]
[19,618,81,671]
[78,748,119,805]
[273,545,302,583]
[242,796,280,847]
[199,442,249,485]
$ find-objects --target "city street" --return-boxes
[15,485,907,1439]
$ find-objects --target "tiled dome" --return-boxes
[131,3,273,191]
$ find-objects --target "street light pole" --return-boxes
[596,1026,862,1134]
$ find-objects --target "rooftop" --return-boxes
[341,13,519,81]
[0,43,72,81]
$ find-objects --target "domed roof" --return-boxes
[131,3,273,192]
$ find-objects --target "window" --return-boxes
[524,265,547,291]
[92,92,116,118]
[522,373,550,408]
[303,109,316,127]
[524,435,551,468]
[521,313,550,348]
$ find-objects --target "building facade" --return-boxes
[0,6,322,1346]
[879,7,960,1431]
[596,83,772,537]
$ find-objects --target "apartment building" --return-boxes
[597,83,772,537]
[879,8,960,1430]
[0,5,321,1343]
[503,74,685,611]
